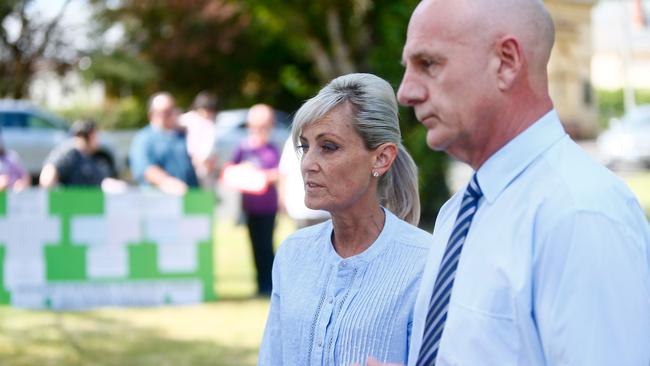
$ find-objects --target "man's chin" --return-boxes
[425,135,448,152]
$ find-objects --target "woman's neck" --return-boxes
[331,204,385,259]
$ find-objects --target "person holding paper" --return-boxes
[230,104,280,296]
[258,73,432,365]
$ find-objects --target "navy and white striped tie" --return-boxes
[416,174,483,366]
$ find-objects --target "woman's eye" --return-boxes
[321,142,339,152]
[296,144,309,158]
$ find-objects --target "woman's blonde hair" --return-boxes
[291,73,420,225]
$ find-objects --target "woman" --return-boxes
[259,73,432,365]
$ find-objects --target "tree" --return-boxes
[88,0,450,222]
[0,0,75,98]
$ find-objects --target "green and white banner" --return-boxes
[0,189,215,310]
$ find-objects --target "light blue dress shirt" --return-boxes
[259,209,432,366]
[408,110,650,366]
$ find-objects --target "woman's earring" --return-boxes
[372,171,379,177]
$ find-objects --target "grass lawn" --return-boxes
[0,171,648,365]
[0,214,296,366]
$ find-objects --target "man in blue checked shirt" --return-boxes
[365,0,650,365]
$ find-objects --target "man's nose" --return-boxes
[397,72,425,107]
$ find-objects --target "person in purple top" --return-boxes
[0,128,30,192]
[231,104,280,296]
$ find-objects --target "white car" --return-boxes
[597,105,650,169]
[0,99,127,179]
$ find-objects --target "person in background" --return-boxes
[40,119,115,188]
[0,128,30,191]
[367,0,650,365]
[278,136,329,229]
[130,92,199,195]
[259,73,431,366]
[179,91,219,189]
[230,104,280,296]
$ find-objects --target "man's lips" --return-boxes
[417,114,438,127]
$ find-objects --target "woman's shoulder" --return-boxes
[275,220,332,260]
[386,211,433,250]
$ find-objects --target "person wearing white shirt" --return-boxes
[366,0,650,365]
[278,137,330,229]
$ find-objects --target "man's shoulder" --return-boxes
[132,125,154,141]
[47,141,78,164]
[528,138,638,219]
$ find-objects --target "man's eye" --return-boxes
[419,58,434,69]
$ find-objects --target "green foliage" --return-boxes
[596,89,650,128]
[57,97,147,130]
[401,110,450,225]
[81,51,158,99]
[85,0,450,220]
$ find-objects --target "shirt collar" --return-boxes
[476,109,567,204]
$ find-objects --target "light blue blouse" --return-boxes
[259,209,432,366]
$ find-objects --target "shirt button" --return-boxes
[328,297,334,304]
[318,341,323,347]
[340,261,348,267]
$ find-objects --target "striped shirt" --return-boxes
[259,209,432,366]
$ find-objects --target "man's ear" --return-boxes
[495,36,523,91]
[373,143,398,175]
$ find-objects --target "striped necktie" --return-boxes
[416,174,483,366]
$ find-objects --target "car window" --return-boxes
[27,114,59,129]
[0,112,27,128]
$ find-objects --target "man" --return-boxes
[368,0,650,365]
[130,92,198,195]
[40,119,113,188]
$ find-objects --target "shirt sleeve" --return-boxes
[7,151,28,179]
[129,131,153,184]
[231,145,244,165]
[258,254,282,365]
[533,209,650,366]
[45,145,75,181]
[270,145,280,169]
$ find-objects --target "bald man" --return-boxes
[129,92,198,195]
[365,0,650,365]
